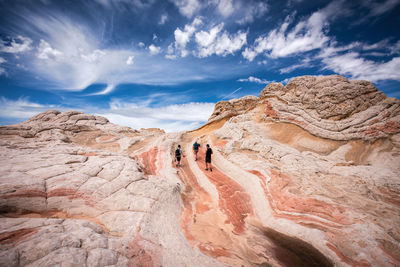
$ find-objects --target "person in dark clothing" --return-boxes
[205,144,213,171]
[175,144,184,167]
[193,140,200,161]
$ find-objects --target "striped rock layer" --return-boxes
[1,75,399,266]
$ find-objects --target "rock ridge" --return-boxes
[208,75,400,141]
[1,74,399,267]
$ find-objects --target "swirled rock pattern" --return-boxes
[1,75,399,267]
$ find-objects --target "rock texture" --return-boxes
[1,75,400,267]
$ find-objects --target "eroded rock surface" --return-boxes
[0,111,224,267]
[1,75,399,267]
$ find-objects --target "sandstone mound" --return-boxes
[1,75,399,266]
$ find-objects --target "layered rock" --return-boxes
[0,111,224,267]
[1,75,399,267]
[260,75,400,141]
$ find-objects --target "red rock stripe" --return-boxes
[196,147,253,234]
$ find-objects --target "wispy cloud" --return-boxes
[237,76,272,84]
[363,0,400,18]
[0,96,215,132]
[170,0,201,18]
[0,11,249,90]
[242,1,342,61]
[235,1,268,24]
[89,84,116,95]
[279,58,312,73]
[37,39,63,59]
[0,57,6,76]
[0,97,50,120]
[0,35,33,53]
[321,52,400,82]
[159,14,168,25]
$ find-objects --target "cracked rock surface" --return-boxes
[1,75,399,266]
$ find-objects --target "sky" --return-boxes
[0,0,399,132]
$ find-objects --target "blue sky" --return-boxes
[0,0,399,131]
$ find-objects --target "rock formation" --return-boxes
[1,75,399,266]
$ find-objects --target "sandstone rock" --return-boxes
[1,75,399,267]
[207,95,259,123]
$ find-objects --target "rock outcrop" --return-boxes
[1,75,399,267]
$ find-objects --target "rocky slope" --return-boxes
[1,75,399,266]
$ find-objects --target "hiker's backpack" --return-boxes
[175,148,181,157]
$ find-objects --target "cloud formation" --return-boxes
[322,52,400,82]
[170,0,201,18]
[126,55,134,65]
[0,35,33,53]
[237,76,272,84]
[195,23,247,57]
[0,57,6,76]
[0,96,215,132]
[172,18,202,57]
[149,44,161,55]
[37,39,63,59]
[0,97,49,120]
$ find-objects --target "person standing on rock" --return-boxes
[175,144,184,167]
[193,140,200,161]
[205,144,213,172]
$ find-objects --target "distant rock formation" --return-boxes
[1,75,399,266]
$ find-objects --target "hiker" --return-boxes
[175,144,184,167]
[193,140,200,161]
[205,144,213,171]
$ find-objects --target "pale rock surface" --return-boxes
[1,75,399,267]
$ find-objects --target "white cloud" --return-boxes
[0,57,7,76]
[0,57,6,76]
[208,0,268,24]
[3,12,252,90]
[94,0,155,9]
[173,17,202,57]
[392,40,400,55]
[236,1,268,24]
[237,76,272,84]
[0,97,49,120]
[138,42,145,47]
[0,35,33,53]
[279,58,312,73]
[0,96,215,132]
[102,99,215,132]
[90,84,116,95]
[170,0,201,18]
[126,55,134,65]
[153,34,158,40]
[321,52,400,82]
[214,0,235,17]
[244,13,329,60]
[195,23,247,57]
[242,48,258,62]
[364,0,400,17]
[149,44,161,55]
[37,39,63,59]
[243,1,341,61]
[159,14,168,24]
[80,49,106,63]
[165,54,177,60]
